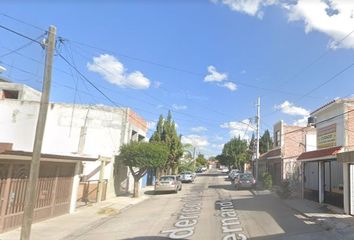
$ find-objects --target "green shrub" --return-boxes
[277,180,291,199]
[262,172,272,189]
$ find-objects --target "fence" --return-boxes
[76,180,108,207]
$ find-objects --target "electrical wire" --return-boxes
[0,24,44,46]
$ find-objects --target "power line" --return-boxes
[0,24,44,46]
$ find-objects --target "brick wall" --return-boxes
[283,126,306,158]
[347,106,354,148]
[128,109,147,133]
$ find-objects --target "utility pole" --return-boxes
[255,97,261,183]
[20,25,56,240]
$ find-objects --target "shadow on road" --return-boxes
[126,237,183,240]
[208,184,235,191]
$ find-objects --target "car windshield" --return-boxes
[160,176,175,181]
[239,174,253,180]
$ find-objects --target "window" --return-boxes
[3,90,19,99]
[275,130,281,147]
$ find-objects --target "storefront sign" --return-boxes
[317,124,336,149]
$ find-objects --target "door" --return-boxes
[304,161,319,202]
[350,164,354,215]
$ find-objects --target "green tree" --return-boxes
[260,130,273,154]
[195,153,207,167]
[222,137,249,171]
[116,142,168,197]
[150,111,183,174]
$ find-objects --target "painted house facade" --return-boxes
[259,121,315,190]
[297,98,354,212]
[0,80,148,201]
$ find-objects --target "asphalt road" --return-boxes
[66,169,343,240]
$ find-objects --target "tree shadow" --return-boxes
[126,237,185,240]
[208,184,235,191]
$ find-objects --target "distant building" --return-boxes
[259,120,315,190]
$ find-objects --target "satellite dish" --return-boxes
[0,65,6,73]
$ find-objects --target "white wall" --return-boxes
[313,103,345,147]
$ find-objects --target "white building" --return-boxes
[0,79,148,199]
[298,98,354,213]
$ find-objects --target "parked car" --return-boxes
[221,167,229,174]
[180,171,195,183]
[228,169,241,181]
[201,166,207,172]
[155,175,182,193]
[195,167,203,173]
[234,173,256,190]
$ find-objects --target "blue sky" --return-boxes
[1,0,354,157]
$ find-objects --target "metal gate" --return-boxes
[324,161,343,208]
[0,162,74,233]
[304,161,319,202]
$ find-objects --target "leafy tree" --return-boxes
[195,153,207,167]
[150,111,183,174]
[222,137,249,171]
[260,130,273,154]
[116,142,168,197]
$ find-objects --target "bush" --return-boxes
[262,172,272,189]
[277,180,291,199]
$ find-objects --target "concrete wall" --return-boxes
[0,82,41,101]
[0,96,147,198]
[313,103,346,148]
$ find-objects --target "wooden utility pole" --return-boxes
[20,25,56,240]
[255,97,261,182]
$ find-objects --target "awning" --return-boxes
[337,151,354,163]
[260,148,281,161]
[297,146,343,161]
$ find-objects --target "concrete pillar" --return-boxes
[69,162,81,213]
[319,162,324,204]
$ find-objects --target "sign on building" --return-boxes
[317,124,336,149]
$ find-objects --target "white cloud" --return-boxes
[293,116,308,127]
[275,101,310,116]
[172,104,187,110]
[211,143,224,150]
[147,121,157,130]
[87,54,150,89]
[212,0,277,19]
[214,135,224,141]
[204,65,228,82]
[220,82,237,91]
[191,126,208,133]
[153,81,161,88]
[220,119,255,140]
[286,0,354,49]
[181,135,209,147]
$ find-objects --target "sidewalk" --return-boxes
[283,198,354,239]
[0,186,154,240]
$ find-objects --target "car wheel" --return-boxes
[174,187,178,193]
[179,186,182,191]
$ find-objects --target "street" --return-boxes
[61,170,343,240]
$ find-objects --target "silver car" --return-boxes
[180,171,195,183]
[155,175,182,193]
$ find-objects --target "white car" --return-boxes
[180,171,195,183]
[221,168,229,174]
